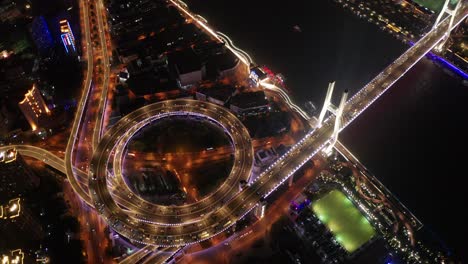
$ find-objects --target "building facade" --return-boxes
[59,19,76,54]
[18,85,50,131]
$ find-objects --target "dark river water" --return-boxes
[187,0,468,260]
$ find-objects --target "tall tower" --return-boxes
[18,85,50,131]
[433,0,463,52]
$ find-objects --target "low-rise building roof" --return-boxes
[230,90,269,110]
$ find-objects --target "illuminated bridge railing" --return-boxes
[249,4,467,200]
[217,31,254,65]
[341,7,467,131]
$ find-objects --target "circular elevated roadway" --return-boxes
[106,100,253,225]
[89,99,255,245]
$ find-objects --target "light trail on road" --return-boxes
[5,0,465,258]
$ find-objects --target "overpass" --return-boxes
[81,1,468,247]
[91,99,254,226]
[64,0,95,206]
[4,0,466,256]
[91,0,112,150]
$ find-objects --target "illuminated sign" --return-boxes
[59,20,76,53]
[249,67,267,85]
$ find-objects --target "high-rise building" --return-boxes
[0,198,44,252]
[31,16,54,56]
[0,249,25,264]
[18,85,50,131]
[0,198,21,220]
[59,19,76,54]
[0,148,40,199]
[0,149,42,261]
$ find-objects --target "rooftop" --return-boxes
[207,51,239,71]
[197,85,236,102]
[169,48,202,74]
[230,91,269,109]
[127,70,177,96]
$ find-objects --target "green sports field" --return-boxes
[311,190,376,253]
[413,0,459,13]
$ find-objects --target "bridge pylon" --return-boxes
[316,83,348,156]
[317,82,335,127]
[433,0,463,52]
[323,89,348,155]
[254,199,267,219]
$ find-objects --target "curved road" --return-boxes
[89,5,467,247]
[5,0,466,250]
[89,100,256,246]
[103,99,254,225]
[64,0,95,206]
